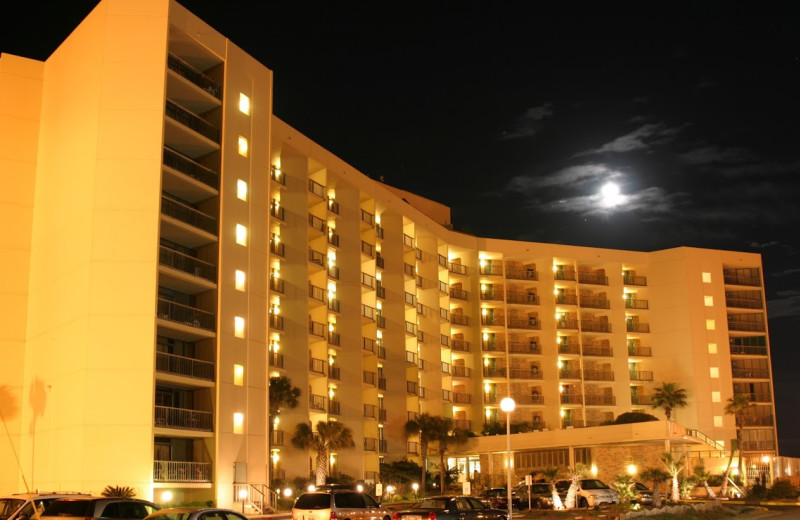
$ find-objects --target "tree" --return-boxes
[101,485,136,498]
[405,413,449,495]
[639,467,670,507]
[651,382,688,421]
[534,466,564,510]
[610,474,636,504]
[721,394,753,495]
[563,464,588,508]
[269,375,301,424]
[291,420,355,485]
[661,453,685,503]
[693,462,717,500]
[433,420,470,491]
[612,412,659,424]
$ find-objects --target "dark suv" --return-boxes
[478,489,524,510]
[292,490,390,520]
[41,498,158,520]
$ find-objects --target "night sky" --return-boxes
[4,2,800,454]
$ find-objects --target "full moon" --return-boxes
[600,182,623,207]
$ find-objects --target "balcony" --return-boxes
[328,331,340,347]
[557,319,579,330]
[309,321,326,338]
[165,100,220,151]
[625,299,649,310]
[735,392,772,403]
[167,53,221,99]
[480,289,503,301]
[628,345,652,356]
[156,351,214,382]
[406,381,418,395]
[560,394,583,405]
[623,274,647,286]
[740,440,776,451]
[557,342,580,354]
[450,314,470,326]
[163,146,219,191]
[449,263,468,276]
[483,366,506,378]
[450,288,469,300]
[270,240,285,257]
[507,317,539,330]
[731,368,770,379]
[509,341,541,354]
[407,442,420,455]
[480,264,503,276]
[159,246,216,284]
[451,366,472,378]
[271,429,284,446]
[153,460,211,483]
[453,393,471,404]
[453,420,471,430]
[328,299,340,314]
[630,371,654,381]
[309,358,327,375]
[269,351,284,369]
[154,406,213,432]
[559,369,581,379]
[268,314,284,331]
[582,344,613,357]
[361,209,375,227]
[403,234,414,249]
[364,371,378,386]
[308,213,325,234]
[308,283,326,303]
[270,166,285,186]
[578,272,608,285]
[581,321,611,333]
[723,272,761,287]
[730,344,768,356]
[361,241,376,258]
[481,340,504,352]
[309,394,328,412]
[509,367,543,379]
[556,294,578,305]
[728,317,766,332]
[362,304,376,321]
[631,394,652,405]
[361,272,376,289]
[157,299,215,332]
[584,395,616,406]
[583,370,614,381]
[364,404,378,419]
[627,322,650,333]
[506,292,539,305]
[726,296,763,309]
[514,394,545,405]
[161,194,218,238]
[506,266,538,281]
[308,179,326,199]
[308,249,326,268]
[554,270,577,281]
[328,401,341,415]
[328,366,341,380]
[364,438,379,452]
[451,339,470,352]
[362,337,376,354]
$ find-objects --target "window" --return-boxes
[233,412,244,434]
[234,364,244,386]
[234,316,245,338]
[236,224,247,246]
[235,270,246,291]
[705,319,715,330]
[710,366,719,378]
[712,391,721,402]
[708,342,717,354]
[714,416,723,427]
[237,179,248,201]
[704,295,714,306]
[238,136,248,157]
[239,93,250,115]
[702,272,712,283]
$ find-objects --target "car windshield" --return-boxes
[412,499,448,510]
[294,495,331,510]
[0,500,25,520]
[333,493,364,508]
[580,480,609,490]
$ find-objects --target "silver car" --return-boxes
[292,491,390,520]
[144,507,247,520]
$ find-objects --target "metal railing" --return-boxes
[505,266,538,280]
[153,460,211,482]
[165,100,219,142]
[163,147,219,189]
[308,179,325,198]
[159,246,216,282]
[154,406,213,431]
[578,272,608,285]
[167,53,221,98]
[157,299,215,331]
[161,195,217,235]
[156,352,214,381]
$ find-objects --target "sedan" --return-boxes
[144,507,248,520]
[392,496,507,520]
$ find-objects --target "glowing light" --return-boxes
[238,489,248,500]
[500,397,515,413]
[283,488,293,497]
[239,93,250,114]
[161,491,173,503]
[591,465,598,476]
[627,464,637,475]
[600,182,624,207]
[307,485,316,492]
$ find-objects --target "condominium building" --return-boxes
[0,0,777,509]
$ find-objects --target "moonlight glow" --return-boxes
[600,182,624,207]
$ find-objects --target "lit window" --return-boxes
[710,366,719,378]
[702,272,712,283]
[708,343,717,354]
[235,316,245,338]
[713,416,723,427]
[238,136,248,157]
[233,413,244,434]
[235,270,246,291]
[234,364,244,386]
[237,179,248,201]
[712,391,721,403]
[705,319,715,330]
[239,93,250,115]
[704,295,713,307]
[236,224,248,246]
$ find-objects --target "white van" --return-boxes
[0,493,89,520]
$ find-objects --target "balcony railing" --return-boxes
[560,394,583,405]
[735,392,772,403]
[407,442,420,455]
[728,319,766,332]
[450,314,470,326]
[270,241,285,257]
[167,53,221,98]
[509,368,543,379]
[628,345,652,356]
[627,322,650,333]
[581,321,611,333]
[268,314,284,331]
[449,263,468,276]
[507,317,539,329]
[309,321,326,338]
[483,366,506,378]
[631,394,652,405]
[364,438,379,452]
[271,429,284,445]
[453,393,471,404]
[556,294,578,305]
[729,345,767,356]
[362,337,376,354]
[583,370,615,381]
[581,297,610,309]
[154,406,213,431]
[481,341,502,353]
[308,249,326,267]
[361,209,375,227]
[630,370,654,381]
[623,274,647,286]
[161,195,218,235]
[157,299,215,331]
[269,276,285,294]
[578,272,608,285]
[309,358,327,375]
[163,147,219,189]
[451,339,470,352]
[723,274,761,287]
[582,344,613,357]
[156,352,214,381]
[731,368,770,379]
[740,440,776,451]
[726,297,763,309]
[364,371,378,386]
[361,241,376,258]
[270,165,285,185]
[309,283,326,303]
[159,246,216,282]
[559,369,582,379]
[453,420,471,430]
[328,366,341,380]
[451,366,472,377]
[165,100,220,142]
[308,213,325,233]
[505,267,538,280]
[403,234,414,248]
[625,299,649,310]
[153,460,211,482]
[554,270,577,281]
[270,202,285,221]
[509,341,541,354]
[506,292,539,305]
[558,343,580,354]
[557,319,579,329]
[364,404,378,419]
[269,351,284,368]
[308,179,325,199]
[309,394,327,411]
[449,288,469,300]
[584,395,616,406]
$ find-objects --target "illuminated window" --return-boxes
[702,272,712,283]
[236,224,248,246]
[235,270,246,291]
[234,316,245,338]
[238,136,249,157]
[237,179,248,201]
[234,364,244,386]
[233,413,244,434]
[710,366,719,378]
[704,295,713,307]
[239,93,250,115]
[708,343,717,354]
[705,319,715,330]
[713,416,723,427]
[712,391,721,403]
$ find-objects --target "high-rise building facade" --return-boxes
[0,0,777,508]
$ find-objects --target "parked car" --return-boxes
[631,482,653,505]
[554,479,619,508]
[392,496,507,520]
[41,497,158,520]
[144,507,247,520]
[477,488,523,510]
[513,483,553,509]
[0,493,90,520]
[292,490,390,520]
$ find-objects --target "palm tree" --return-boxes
[101,485,136,498]
[661,453,685,503]
[639,467,669,507]
[693,462,717,499]
[651,382,688,422]
[433,420,470,491]
[721,394,753,495]
[405,413,449,495]
[291,420,355,485]
[269,375,301,424]
[534,466,564,510]
[563,463,587,508]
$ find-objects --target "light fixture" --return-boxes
[500,397,516,518]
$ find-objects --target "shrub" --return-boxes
[769,479,799,499]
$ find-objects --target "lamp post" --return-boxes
[500,397,516,519]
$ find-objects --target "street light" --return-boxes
[500,397,516,519]
[412,482,419,498]
[238,488,248,514]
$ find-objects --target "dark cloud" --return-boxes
[499,103,555,141]
[576,123,684,156]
